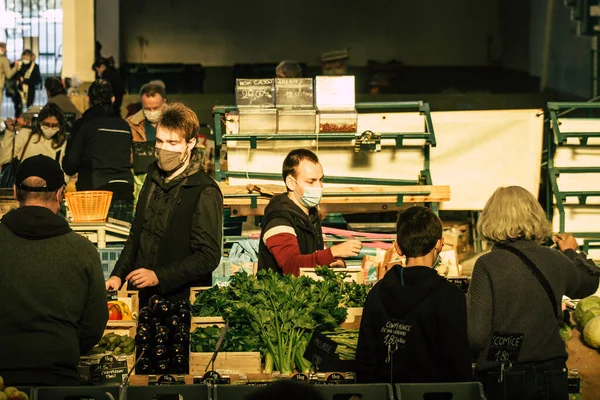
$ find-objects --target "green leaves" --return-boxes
[190,267,366,373]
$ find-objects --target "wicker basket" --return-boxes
[65,191,113,222]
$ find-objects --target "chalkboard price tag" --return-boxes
[275,78,314,108]
[291,373,309,382]
[326,373,345,384]
[487,332,524,363]
[236,79,275,107]
[203,370,222,384]
[447,277,470,294]
[303,332,338,371]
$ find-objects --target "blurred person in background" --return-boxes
[62,79,134,222]
[9,49,41,118]
[276,60,302,78]
[45,76,82,120]
[126,80,167,202]
[0,42,19,107]
[0,103,68,185]
[94,57,124,117]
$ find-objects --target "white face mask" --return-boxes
[22,59,31,65]
[292,178,323,208]
[41,125,60,138]
[144,109,162,123]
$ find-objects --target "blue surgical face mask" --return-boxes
[292,178,323,208]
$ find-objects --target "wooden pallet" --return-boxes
[220,183,451,216]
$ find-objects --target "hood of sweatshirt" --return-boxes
[1,206,72,239]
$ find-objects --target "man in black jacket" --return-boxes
[257,149,362,276]
[355,206,472,384]
[62,79,134,222]
[0,155,108,386]
[106,103,223,307]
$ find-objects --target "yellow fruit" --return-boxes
[0,392,7,400]
[0,375,3,391]
[14,391,29,400]
[3,388,18,397]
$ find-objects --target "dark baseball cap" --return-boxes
[16,154,66,192]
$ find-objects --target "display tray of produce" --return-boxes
[106,290,138,325]
[566,296,600,400]
[135,294,192,376]
[189,266,370,377]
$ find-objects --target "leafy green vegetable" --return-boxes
[322,329,359,360]
[190,267,358,374]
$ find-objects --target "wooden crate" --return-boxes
[80,324,136,376]
[190,317,226,328]
[107,290,139,326]
[299,268,364,283]
[189,352,262,375]
[344,307,363,324]
[190,286,214,304]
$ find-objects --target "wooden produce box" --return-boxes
[299,268,364,283]
[189,352,262,375]
[107,290,139,326]
[190,286,213,304]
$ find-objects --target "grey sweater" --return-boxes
[467,240,600,372]
[0,206,108,385]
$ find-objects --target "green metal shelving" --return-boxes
[547,102,600,239]
[213,101,440,213]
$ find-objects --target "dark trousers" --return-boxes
[478,359,568,400]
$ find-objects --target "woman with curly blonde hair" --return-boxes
[468,186,600,400]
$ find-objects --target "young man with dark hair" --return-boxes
[0,155,107,385]
[126,80,168,202]
[355,206,471,384]
[257,148,362,276]
[62,79,134,222]
[45,76,82,119]
[107,103,223,307]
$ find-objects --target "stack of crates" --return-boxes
[98,246,124,280]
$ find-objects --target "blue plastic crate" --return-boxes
[98,246,124,280]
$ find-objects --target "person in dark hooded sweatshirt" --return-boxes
[0,155,108,386]
[355,206,471,384]
[257,148,362,276]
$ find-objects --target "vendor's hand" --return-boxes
[554,233,579,252]
[330,240,363,259]
[329,259,346,268]
[19,77,23,82]
[4,118,15,131]
[105,276,122,291]
[126,268,159,288]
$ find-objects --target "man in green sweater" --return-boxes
[0,155,108,386]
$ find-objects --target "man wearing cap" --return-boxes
[0,155,108,386]
[0,42,19,107]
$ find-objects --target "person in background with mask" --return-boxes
[257,148,362,276]
[106,103,223,307]
[355,206,471,385]
[0,103,68,167]
[126,80,167,202]
[45,76,82,119]
[62,79,134,222]
[10,49,41,118]
[0,42,19,107]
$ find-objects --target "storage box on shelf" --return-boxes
[299,267,364,283]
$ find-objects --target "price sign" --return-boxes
[303,332,338,371]
[291,373,309,382]
[486,332,524,364]
[447,277,470,294]
[236,79,275,107]
[275,78,314,108]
